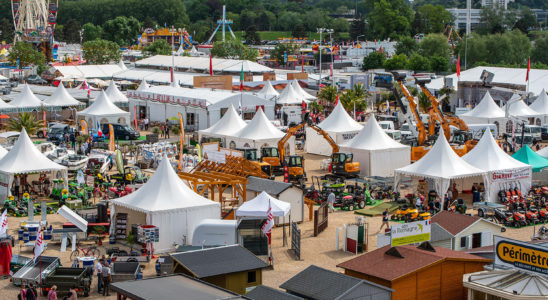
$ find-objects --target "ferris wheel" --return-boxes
[11,0,58,43]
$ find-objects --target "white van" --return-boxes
[467,124,498,139]
[514,124,541,141]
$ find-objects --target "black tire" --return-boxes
[358,200,366,209]
[478,209,484,218]
[348,204,354,211]
[127,258,138,262]
[37,132,44,138]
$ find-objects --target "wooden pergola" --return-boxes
[178,171,248,203]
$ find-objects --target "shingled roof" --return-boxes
[431,211,481,236]
[246,176,294,196]
[246,285,301,300]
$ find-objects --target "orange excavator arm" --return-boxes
[418,84,451,141]
[278,122,306,163]
[397,81,428,145]
[308,125,339,153]
[446,116,469,132]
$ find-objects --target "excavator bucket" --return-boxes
[415,76,432,85]
[391,71,407,82]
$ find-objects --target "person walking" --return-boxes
[70,133,76,149]
[327,191,336,213]
[144,117,149,131]
[96,258,103,294]
[416,194,422,209]
[165,120,170,139]
[67,285,77,300]
[379,208,390,231]
[47,285,58,300]
[102,262,112,296]
[160,124,165,138]
[25,283,37,300]
[14,175,20,200]
[18,283,27,300]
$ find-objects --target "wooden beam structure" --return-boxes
[178,170,248,203]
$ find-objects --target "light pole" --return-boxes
[317,28,324,86]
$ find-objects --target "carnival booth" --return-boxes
[227,108,295,157]
[529,89,548,124]
[460,92,506,126]
[305,102,363,156]
[9,84,50,112]
[462,131,532,202]
[340,116,410,177]
[512,146,548,183]
[256,81,279,101]
[76,91,130,130]
[290,79,315,101]
[110,155,220,253]
[198,104,247,143]
[105,80,129,106]
[394,133,487,207]
[0,129,68,200]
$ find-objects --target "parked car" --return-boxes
[541,125,548,142]
[101,123,140,140]
[25,75,47,85]
[47,124,74,145]
[0,76,11,95]
[37,122,64,138]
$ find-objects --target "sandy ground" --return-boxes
[0,148,543,298]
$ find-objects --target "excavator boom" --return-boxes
[417,83,451,141]
[396,80,428,145]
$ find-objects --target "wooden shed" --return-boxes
[337,242,491,300]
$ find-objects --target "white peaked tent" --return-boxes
[290,79,315,100]
[529,89,548,124]
[198,104,247,140]
[76,90,130,129]
[0,129,67,199]
[276,84,307,105]
[394,132,487,205]
[460,92,506,124]
[136,80,150,91]
[537,146,548,158]
[170,80,180,88]
[340,116,410,177]
[118,59,128,71]
[503,94,542,118]
[236,191,290,218]
[110,155,220,253]
[305,101,363,156]
[227,108,295,156]
[257,81,279,100]
[10,84,49,112]
[0,145,8,160]
[463,131,531,202]
[44,84,82,108]
[105,80,129,104]
[0,96,15,112]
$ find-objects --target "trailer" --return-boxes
[111,261,140,282]
[42,267,92,297]
[11,256,60,287]
[473,201,506,219]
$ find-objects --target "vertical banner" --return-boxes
[108,124,115,152]
[80,119,88,135]
[133,106,138,129]
[42,110,46,139]
[178,112,184,170]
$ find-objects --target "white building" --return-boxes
[447,8,483,31]
[481,0,514,9]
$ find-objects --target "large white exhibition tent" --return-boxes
[290,79,315,100]
[276,84,308,105]
[9,84,49,112]
[394,132,487,205]
[256,81,279,100]
[529,89,548,124]
[236,191,290,218]
[111,155,220,253]
[340,116,410,177]
[0,96,15,112]
[76,91,130,129]
[0,129,67,199]
[305,101,363,156]
[105,80,129,104]
[460,92,506,125]
[503,94,542,119]
[198,104,247,140]
[462,131,531,202]
[43,84,82,108]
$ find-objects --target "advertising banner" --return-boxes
[491,168,531,182]
[494,236,548,275]
[391,220,431,246]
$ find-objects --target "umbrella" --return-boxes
[0,115,10,119]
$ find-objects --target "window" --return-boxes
[472,233,482,248]
[247,271,256,283]
[460,236,467,248]
[186,113,195,125]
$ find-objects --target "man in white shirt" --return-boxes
[96,259,103,294]
[102,262,111,296]
[327,192,336,213]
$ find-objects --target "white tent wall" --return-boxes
[369,148,410,177]
[226,135,295,157]
[245,188,303,224]
[305,128,359,156]
[207,94,275,124]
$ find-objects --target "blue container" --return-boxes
[29,235,37,241]
[18,229,24,240]
[109,236,116,244]
[27,225,39,232]
[136,272,143,280]
[43,234,52,240]
[23,232,29,242]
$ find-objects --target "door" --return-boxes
[331,153,346,174]
[472,232,482,248]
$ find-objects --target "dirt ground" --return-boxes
[0,149,542,299]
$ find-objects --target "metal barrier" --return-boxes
[314,202,329,237]
[291,222,301,260]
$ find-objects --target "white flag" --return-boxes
[0,209,7,236]
[33,227,45,262]
[261,202,274,235]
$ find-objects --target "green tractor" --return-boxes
[3,196,24,217]
[50,179,65,200]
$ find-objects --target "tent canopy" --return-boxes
[236,108,285,141]
[317,101,363,133]
[235,191,290,217]
[111,155,219,213]
[105,80,129,103]
[342,115,408,150]
[199,104,247,138]
[537,146,548,158]
[136,79,150,91]
[9,84,48,110]
[529,89,548,116]
[460,92,505,122]
[512,145,548,172]
[0,96,15,112]
[0,144,8,160]
[503,94,541,118]
[290,79,315,100]
[257,80,279,100]
[276,84,309,105]
[43,84,82,107]
[78,90,129,117]
[463,131,530,172]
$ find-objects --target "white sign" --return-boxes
[494,236,548,275]
[491,167,531,182]
[391,220,431,246]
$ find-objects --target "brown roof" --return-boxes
[337,244,491,281]
[431,211,480,236]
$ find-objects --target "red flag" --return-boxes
[302,100,307,110]
[301,54,304,72]
[335,95,339,106]
[239,64,244,92]
[170,66,174,83]
[456,55,461,78]
[526,57,530,82]
[209,54,213,76]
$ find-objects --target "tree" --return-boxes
[63,19,82,43]
[383,54,409,70]
[82,23,103,42]
[419,33,451,59]
[292,25,307,39]
[143,17,155,29]
[278,11,303,31]
[331,18,349,33]
[479,5,516,34]
[82,39,121,64]
[417,4,455,34]
[532,37,548,65]
[362,51,386,70]
[317,86,338,104]
[210,39,258,61]
[366,0,413,40]
[302,9,330,32]
[8,113,42,135]
[54,25,64,42]
[408,53,430,72]
[144,40,171,56]
[395,36,418,57]
[429,55,449,72]
[418,92,431,113]
[257,11,276,31]
[271,43,299,65]
[455,33,487,67]
[239,10,256,31]
[102,16,141,46]
[514,8,537,34]
[8,42,45,68]
[349,18,366,41]
[244,25,261,45]
[0,18,14,43]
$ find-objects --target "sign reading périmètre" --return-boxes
[495,236,548,275]
[391,220,431,246]
[491,167,531,182]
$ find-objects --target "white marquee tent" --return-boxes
[136,80,150,91]
[0,129,67,199]
[462,131,532,202]
[236,191,290,218]
[290,79,315,101]
[340,116,410,177]
[276,84,307,105]
[537,146,548,158]
[256,81,279,100]
[503,94,542,119]
[0,145,7,160]
[305,102,363,156]
[460,92,506,125]
[9,84,49,112]
[198,104,247,141]
[110,155,220,253]
[105,80,129,104]
[394,133,487,206]
[43,84,82,108]
[0,96,15,112]
[76,91,130,129]
[529,89,548,124]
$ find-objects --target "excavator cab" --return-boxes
[331,152,360,178]
[284,155,306,183]
[237,148,274,179]
[261,147,282,173]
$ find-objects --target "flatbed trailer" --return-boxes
[11,256,60,287]
[473,201,506,218]
[42,267,92,297]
